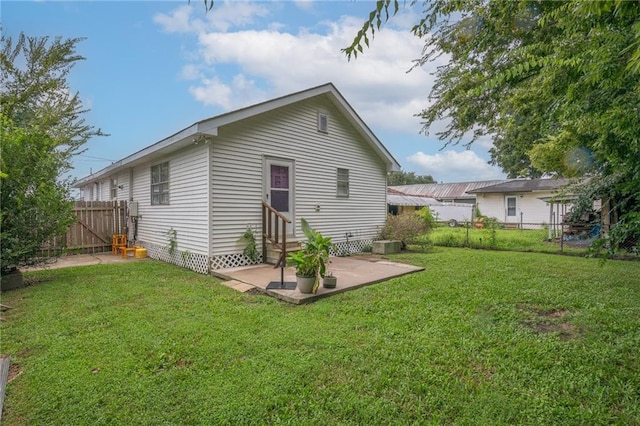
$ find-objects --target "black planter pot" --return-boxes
[322,276,337,289]
[1,269,25,292]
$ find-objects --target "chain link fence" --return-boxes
[413,220,639,258]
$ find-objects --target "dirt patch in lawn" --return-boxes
[517,304,581,340]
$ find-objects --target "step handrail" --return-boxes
[261,201,292,268]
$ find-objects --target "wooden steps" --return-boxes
[265,240,302,266]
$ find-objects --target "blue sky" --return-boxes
[3,0,506,183]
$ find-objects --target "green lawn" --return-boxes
[427,226,590,255]
[2,249,639,425]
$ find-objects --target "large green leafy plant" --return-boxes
[287,218,332,294]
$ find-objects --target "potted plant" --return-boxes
[287,218,332,294]
[322,271,337,289]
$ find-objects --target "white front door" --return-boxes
[505,195,519,223]
[265,158,294,235]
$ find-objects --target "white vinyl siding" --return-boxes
[132,144,210,255]
[116,170,131,201]
[476,191,570,229]
[210,96,387,256]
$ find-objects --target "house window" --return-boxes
[110,178,118,199]
[506,196,517,217]
[151,162,170,205]
[337,168,349,197]
[318,112,328,133]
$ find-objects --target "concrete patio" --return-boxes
[23,253,425,305]
[213,255,425,304]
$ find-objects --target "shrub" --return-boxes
[379,213,429,247]
[416,208,436,228]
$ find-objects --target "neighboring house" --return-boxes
[389,178,582,230]
[74,83,401,273]
[467,178,576,230]
[388,180,507,224]
[389,180,508,204]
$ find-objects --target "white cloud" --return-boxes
[293,0,315,12]
[154,4,439,134]
[153,5,194,33]
[154,2,501,182]
[154,1,270,34]
[407,150,506,182]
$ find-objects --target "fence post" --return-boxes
[465,220,470,247]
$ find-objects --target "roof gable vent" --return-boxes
[318,112,328,133]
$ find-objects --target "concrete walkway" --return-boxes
[213,255,424,304]
[24,252,146,271]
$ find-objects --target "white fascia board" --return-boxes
[73,124,199,187]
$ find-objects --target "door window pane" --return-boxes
[271,165,289,189]
[271,190,289,211]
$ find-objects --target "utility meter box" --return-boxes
[129,201,139,217]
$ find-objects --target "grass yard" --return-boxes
[1,249,639,424]
[428,226,590,255]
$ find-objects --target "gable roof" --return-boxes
[389,180,508,200]
[74,83,400,187]
[467,178,573,194]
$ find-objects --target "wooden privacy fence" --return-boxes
[41,201,127,255]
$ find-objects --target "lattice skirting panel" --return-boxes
[141,242,210,274]
[140,241,371,272]
[210,252,264,270]
[330,239,374,256]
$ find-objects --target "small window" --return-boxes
[337,168,349,197]
[151,162,170,205]
[110,178,118,199]
[318,112,328,133]
[506,196,517,217]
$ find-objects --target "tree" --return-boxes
[345,0,640,251]
[1,34,103,274]
[388,170,435,186]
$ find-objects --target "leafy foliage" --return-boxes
[347,0,640,250]
[0,117,75,272]
[379,213,430,247]
[387,169,435,186]
[238,225,260,262]
[287,218,332,294]
[0,33,103,273]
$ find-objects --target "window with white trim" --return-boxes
[337,168,349,197]
[318,112,328,133]
[151,162,170,205]
[110,177,118,199]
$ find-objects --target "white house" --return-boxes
[74,83,401,273]
[467,178,576,229]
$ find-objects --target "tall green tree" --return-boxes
[388,170,435,186]
[345,0,640,250]
[1,33,103,273]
